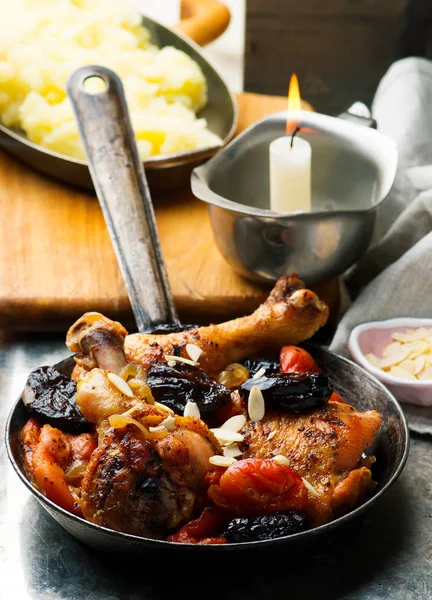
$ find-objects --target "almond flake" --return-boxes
[222,444,243,459]
[365,353,381,368]
[210,428,244,443]
[160,415,177,431]
[252,367,266,379]
[221,414,246,432]
[379,346,410,369]
[393,328,430,343]
[209,455,236,467]
[183,401,201,419]
[185,344,203,363]
[272,455,290,466]
[267,430,277,441]
[417,367,432,381]
[164,354,199,367]
[302,477,320,497]
[107,372,134,397]
[388,366,417,381]
[154,401,174,414]
[167,360,176,368]
[382,342,403,358]
[398,359,415,374]
[413,355,426,375]
[248,385,265,422]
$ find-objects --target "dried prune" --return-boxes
[241,357,280,377]
[224,510,308,543]
[239,372,333,413]
[146,363,230,418]
[22,366,89,433]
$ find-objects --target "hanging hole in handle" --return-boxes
[82,75,108,95]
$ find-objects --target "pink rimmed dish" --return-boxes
[348,318,432,407]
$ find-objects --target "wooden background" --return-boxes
[245,0,432,114]
[0,92,340,332]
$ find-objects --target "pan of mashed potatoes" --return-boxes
[0,0,237,192]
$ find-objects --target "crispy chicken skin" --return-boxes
[76,366,221,537]
[67,275,328,378]
[240,399,381,525]
[81,409,220,537]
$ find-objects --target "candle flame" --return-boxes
[287,73,301,133]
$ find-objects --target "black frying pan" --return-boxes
[5,68,409,553]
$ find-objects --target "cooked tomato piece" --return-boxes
[167,505,230,544]
[280,346,320,374]
[208,458,308,516]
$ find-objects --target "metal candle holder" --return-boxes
[192,108,398,284]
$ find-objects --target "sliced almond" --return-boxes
[221,414,246,432]
[398,359,415,374]
[252,367,266,379]
[223,444,243,459]
[160,415,177,431]
[267,430,277,441]
[209,455,236,467]
[388,366,417,381]
[302,477,320,498]
[365,353,381,368]
[379,346,410,369]
[185,344,203,363]
[210,428,244,443]
[183,401,201,419]
[382,341,403,358]
[107,372,134,397]
[154,401,174,414]
[393,328,430,343]
[272,455,290,466]
[248,385,265,422]
[417,367,432,381]
[413,355,426,375]
[164,355,199,367]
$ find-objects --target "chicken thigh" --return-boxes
[240,398,381,525]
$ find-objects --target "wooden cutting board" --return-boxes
[0,92,339,331]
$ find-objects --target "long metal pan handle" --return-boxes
[67,66,179,332]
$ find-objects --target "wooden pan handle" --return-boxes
[175,0,231,46]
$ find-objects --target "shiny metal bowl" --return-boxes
[191,110,398,284]
[0,16,237,194]
[6,346,408,553]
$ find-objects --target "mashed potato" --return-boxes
[0,0,222,160]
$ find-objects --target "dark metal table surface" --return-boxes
[1,334,431,600]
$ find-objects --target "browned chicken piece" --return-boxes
[76,367,221,538]
[240,399,381,525]
[66,275,328,380]
[126,275,328,375]
[77,368,146,426]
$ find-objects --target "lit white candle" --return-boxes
[269,133,311,212]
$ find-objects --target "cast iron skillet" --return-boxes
[0,15,237,194]
[5,68,409,552]
[5,346,409,553]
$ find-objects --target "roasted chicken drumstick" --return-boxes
[67,275,329,377]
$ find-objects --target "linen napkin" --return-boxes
[330,57,432,434]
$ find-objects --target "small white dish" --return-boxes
[348,318,432,407]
